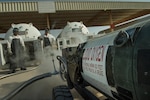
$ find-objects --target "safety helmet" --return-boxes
[13,28,19,33]
[45,27,49,32]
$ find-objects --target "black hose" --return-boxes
[56,55,67,81]
[2,72,58,100]
[56,55,67,73]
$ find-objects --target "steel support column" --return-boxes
[46,14,50,29]
[109,10,114,32]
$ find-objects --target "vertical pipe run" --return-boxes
[46,14,50,29]
[109,10,114,32]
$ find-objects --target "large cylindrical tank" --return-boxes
[80,21,150,100]
[65,19,150,100]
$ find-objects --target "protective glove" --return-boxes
[23,46,26,52]
[8,48,12,55]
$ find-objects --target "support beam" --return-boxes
[46,14,50,29]
[114,9,150,25]
[85,11,104,25]
[109,10,114,32]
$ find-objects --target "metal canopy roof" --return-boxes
[0,1,150,33]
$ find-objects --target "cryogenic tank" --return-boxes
[57,21,92,50]
[61,19,150,100]
[5,23,41,40]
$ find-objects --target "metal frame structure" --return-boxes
[0,1,150,33]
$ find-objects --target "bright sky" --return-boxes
[59,0,150,2]
[1,13,150,38]
[0,0,149,37]
[45,26,109,38]
[0,25,109,38]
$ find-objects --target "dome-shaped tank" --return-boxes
[57,21,92,50]
[5,23,41,40]
[60,21,90,38]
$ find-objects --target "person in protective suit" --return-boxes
[43,28,56,48]
[38,28,56,57]
[7,28,26,73]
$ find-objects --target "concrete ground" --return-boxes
[0,48,105,100]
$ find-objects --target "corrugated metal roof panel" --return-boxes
[55,2,150,10]
[0,1,150,12]
[38,1,56,13]
[0,2,38,12]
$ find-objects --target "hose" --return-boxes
[56,55,67,81]
[2,72,58,100]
